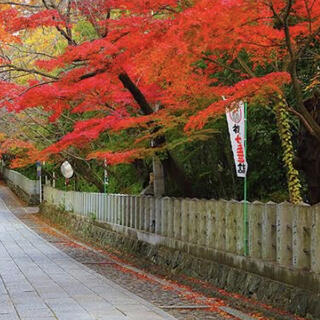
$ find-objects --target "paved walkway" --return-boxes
[0,198,176,320]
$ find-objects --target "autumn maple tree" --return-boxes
[1,0,320,201]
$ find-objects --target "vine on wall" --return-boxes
[275,98,302,204]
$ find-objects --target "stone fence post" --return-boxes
[216,200,226,251]
[277,202,293,267]
[292,203,311,270]
[173,198,181,241]
[311,204,320,273]
[206,200,216,249]
[226,200,237,254]
[262,202,276,261]
[181,199,189,243]
[40,185,320,277]
[248,201,263,259]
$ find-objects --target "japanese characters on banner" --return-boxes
[226,101,248,178]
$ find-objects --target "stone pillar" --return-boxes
[277,202,293,267]
[110,194,115,224]
[114,194,118,224]
[126,195,131,228]
[155,197,162,234]
[110,194,114,224]
[226,200,237,254]
[139,197,145,230]
[262,202,277,261]
[181,199,190,244]
[113,194,118,224]
[248,201,263,259]
[188,199,197,245]
[167,197,174,238]
[105,194,110,223]
[235,201,244,255]
[198,200,207,247]
[98,193,103,221]
[117,195,122,225]
[84,193,89,216]
[134,196,140,229]
[130,196,136,228]
[123,195,130,227]
[153,157,165,197]
[311,204,320,273]
[173,198,181,240]
[75,191,79,214]
[292,203,311,269]
[161,197,170,237]
[216,200,226,251]
[125,195,130,227]
[206,200,216,249]
[149,197,156,233]
[95,193,100,219]
[144,196,151,232]
[117,194,122,225]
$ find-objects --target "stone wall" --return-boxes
[2,168,40,205]
[43,186,320,294]
[40,204,320,319]
[4,167,320,318]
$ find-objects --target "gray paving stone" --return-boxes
[0,198,177,320]
[20,318,56,320]
[0,314,19,320]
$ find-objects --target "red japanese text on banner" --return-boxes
[226,101,247,178]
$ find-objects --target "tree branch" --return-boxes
[118,73,154,115]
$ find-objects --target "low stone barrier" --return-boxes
[41,203,319,318]
[2,168,40,204]
[43,186,320,294]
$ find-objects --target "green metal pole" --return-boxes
[244,102,248,256]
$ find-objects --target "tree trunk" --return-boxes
[73,159,104,192]
[297,96,320,204]
[162,152,193,196]
[119,72,193,196]
[152,156,165,197]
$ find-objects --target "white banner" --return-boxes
[226,101,247,178]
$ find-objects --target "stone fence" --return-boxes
[2,167,320,293]
[2,168,40,204]
[43,185,320,293]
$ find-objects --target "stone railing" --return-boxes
[2,168,40,204]
[43,185,320,292]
